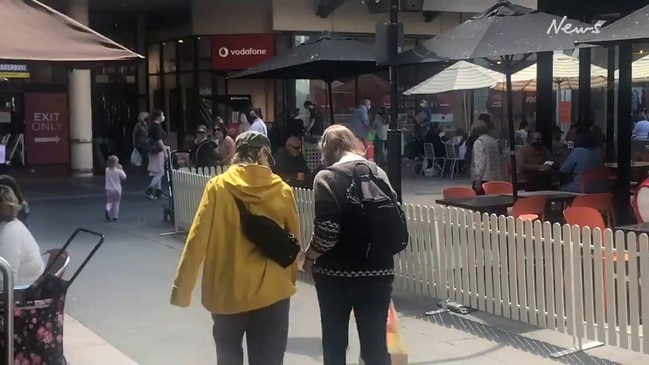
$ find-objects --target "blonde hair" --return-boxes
[106,155,119,168]
[0,186,21,222]
[320,125,365,165]
[231,147,272,167]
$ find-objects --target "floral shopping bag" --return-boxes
[359,300,408,365]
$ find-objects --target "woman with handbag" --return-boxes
[171,131,300,365]
[145,109,170,199]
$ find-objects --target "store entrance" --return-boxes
[0,92,24,166]
[91,83,138,171]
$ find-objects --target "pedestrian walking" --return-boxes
[132,111,150,170]
[171,131,300,365]
[302,125,408,365]
[105,155,126,222]
[145,109,169,199]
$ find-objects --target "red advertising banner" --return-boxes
[211,34,275,71]
[24,93,70,165]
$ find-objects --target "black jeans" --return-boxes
[211,299,290,365]
[314,274,393,365]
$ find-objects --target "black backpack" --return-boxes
[233,196,300,268]
[334,162,409,260]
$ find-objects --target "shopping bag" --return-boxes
[359,301,408,365]
[130,149,142,167]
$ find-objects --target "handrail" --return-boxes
[0,257,13,364]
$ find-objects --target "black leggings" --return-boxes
[314,274,393,365]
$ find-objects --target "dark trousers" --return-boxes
[211,299,290,365]
[374,139,387,167]
[314,274,393,365]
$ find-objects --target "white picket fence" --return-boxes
[171,168,649,356]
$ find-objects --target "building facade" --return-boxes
[11,0,649,173]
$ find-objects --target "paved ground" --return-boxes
[15,168,649,365]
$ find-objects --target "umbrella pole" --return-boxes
[327,81,335,126]
[504,56,518,199]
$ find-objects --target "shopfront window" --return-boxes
[148,44,161,73]
[162,42,176,73]
[292,34,427,126]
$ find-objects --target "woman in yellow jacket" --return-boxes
[171,131,300,365]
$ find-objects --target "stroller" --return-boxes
[0,228,105,365]
[162,150,190,225]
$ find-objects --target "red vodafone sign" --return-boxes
[211,34,274,71]
[24,93,70,165]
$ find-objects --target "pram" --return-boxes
[162,150,190,225]
[0,228,105,365]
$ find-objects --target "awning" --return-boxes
[0,0,142,63]
[423,0,537,12]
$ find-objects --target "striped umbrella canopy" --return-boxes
[615,54,649,82]
[492,53,608,91]
[403,60,505,95]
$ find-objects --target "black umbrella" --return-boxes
[231,32,382,125]
[578,5,649,45]
[398,0,595,197]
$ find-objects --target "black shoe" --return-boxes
[155,190,168,199]
[112,218,118,222]
[144,188,156,200]
[105,210,111,222]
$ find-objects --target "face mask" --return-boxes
[366,105,371,110]
[161,116,166,123]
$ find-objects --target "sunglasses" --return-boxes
[288,144,302,150]
[214,128,221,132]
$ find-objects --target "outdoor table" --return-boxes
[614,223,649,235]
[435,195,515,215]
[509,190,582,201]
[605,161,649,169]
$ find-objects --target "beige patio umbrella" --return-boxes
[404,61,505,129]
[492,53,608,91]
[615,53,649,82]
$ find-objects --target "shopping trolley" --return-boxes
[163,150,190,225]
[0,228,105,365]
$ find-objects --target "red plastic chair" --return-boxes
[580,168,611,193]
[511,196,548,221]
[482,181,513,195]
[443,187,477,200]
[563,207,606,230]
[571,193,614,227]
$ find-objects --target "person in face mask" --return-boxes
[515,131,553,191]
[349,99,372,148]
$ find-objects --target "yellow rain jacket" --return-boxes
[170,164,300,314]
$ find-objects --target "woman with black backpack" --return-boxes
[303,125,405,365]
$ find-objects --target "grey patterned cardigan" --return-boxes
[309,155,395,278]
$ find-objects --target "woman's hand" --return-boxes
[302,257,314,277]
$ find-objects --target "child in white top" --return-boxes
[105,155,127,222]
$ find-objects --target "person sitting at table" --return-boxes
[633,112,649,140]
[551,125,570,166]
[633,177,649,223]
[273,136,311,187]
[516,131,553,191]
[470,122,504,195]
[559,130,607,193]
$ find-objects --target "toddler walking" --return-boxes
[105,155,127,222]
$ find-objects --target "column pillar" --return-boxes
[136,11,147,112]
[67,0,93,177]
[536,51,553,150]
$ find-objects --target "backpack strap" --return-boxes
[232,195,251,219]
